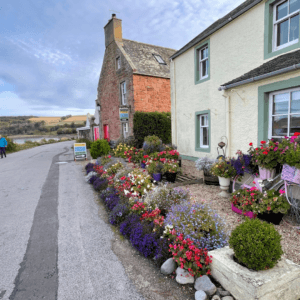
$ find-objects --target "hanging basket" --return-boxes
[281,164,300,184]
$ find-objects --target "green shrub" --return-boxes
[5,136,17,152]
[90,139,110,159]
[229,218,283,271]
[76,138,92,149]
[133,112,171,148]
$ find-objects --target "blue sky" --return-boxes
[0,0,245,117]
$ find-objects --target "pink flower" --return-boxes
[274,147,278,151]
[279,189,285,194]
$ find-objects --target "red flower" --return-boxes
[294,132,300,136]
[263,151,268,155]
[261,141,266,144]
[267,206,271,211]
[249,142,253,146]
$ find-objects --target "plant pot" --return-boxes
[153,173,162,182]
[203,170,219,186]
[141,162,146,169]
[257,211,284,225]
[165,172,177,183]
[258,167,276,180]
[231,203,257,219]
[218,176,231,197]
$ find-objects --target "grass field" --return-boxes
[29,115,87,125]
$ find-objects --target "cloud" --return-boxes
[0,0,246,116]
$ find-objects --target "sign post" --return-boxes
[74,143,87,161]
[119,107,129,121]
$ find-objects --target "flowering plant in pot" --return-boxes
[248,140,280,179]
[146,161,163,181]
[195,156,219,185]
[162,160,181,182]
[254,189,290,225]
[230,187,262,218]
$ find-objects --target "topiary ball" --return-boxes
[229,218,283,271]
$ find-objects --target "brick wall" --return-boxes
[97,42,134,142]
[133,75,171,112]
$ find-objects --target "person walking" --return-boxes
[0,135,8,158]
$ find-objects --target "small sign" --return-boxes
[74,143,87,160]
[119,107,129,120]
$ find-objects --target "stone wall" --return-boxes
[181,159,203,179]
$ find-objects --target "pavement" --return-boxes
[0,141,144,300]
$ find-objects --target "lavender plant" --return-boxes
[165,203,228,251]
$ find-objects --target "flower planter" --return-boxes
[218,176,230,197]
[203,170,219,186]
[140,162,146,169]
[165,172,177,183]
[257,211,284,225]
[281,164,300,184]
[231,203,257,219]
[258,167,276,180]
[153,173,162,182]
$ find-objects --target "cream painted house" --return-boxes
[170,0,300,175]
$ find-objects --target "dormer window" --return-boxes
[153,54,166,65]
[116,56,121,69]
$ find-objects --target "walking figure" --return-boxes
[0,135,8,158]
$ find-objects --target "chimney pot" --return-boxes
[112,13,116,18]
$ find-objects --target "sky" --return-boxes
[0,0,245,117]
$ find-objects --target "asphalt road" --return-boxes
[0,141,144,300]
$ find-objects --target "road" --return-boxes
[0,141,144,300]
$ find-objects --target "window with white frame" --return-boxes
[120,81,126,105]
[153,54,166,64]
[273,0,300,51]
[198,45,209,80]
[122,122,128,138]
[269,87,300,138]
[116,57,121,69]
[199,114,209,147]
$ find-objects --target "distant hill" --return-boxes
[29,115,87,126]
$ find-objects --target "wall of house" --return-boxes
[133,75,171,112]
[97,42,134,142]
[226,70,300,154]
[171,1,299,164]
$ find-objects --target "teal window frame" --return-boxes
[195,110,211,153]
[194,39,210,84]
[264,0,300,60]
[258,76,300,143]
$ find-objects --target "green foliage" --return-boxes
[90,139,110,159]
[5,136,17,152]
[76,138,92,149]
[229,218,283,271]
[146,161,163,175]
[133,112,171,148]
[211,158,237,178]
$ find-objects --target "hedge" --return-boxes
[133,112,171,148]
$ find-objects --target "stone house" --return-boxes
[170,0,300,176]
[96,14,176,144]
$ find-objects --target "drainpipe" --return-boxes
[171,58,178,146]
[222,91,231,157]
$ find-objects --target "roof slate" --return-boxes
[122,39,176,78]
[222,49,300,87]
[170,0,262,60]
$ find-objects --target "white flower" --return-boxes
[153,180,156,183]
[141,179,144,183]
[147,184,150,188]
[124,190,129,195]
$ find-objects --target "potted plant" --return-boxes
[230,187,261,219]
[147,161,164,181]
[248,140,280,180]
[162,160,181,182]
[211,158,237,197]
[279,133,300,184]
[195,156,219,185]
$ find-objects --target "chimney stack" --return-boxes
[104,14,122,48]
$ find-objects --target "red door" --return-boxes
[103,124,110,141]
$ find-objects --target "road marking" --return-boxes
[9,147,69,300]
